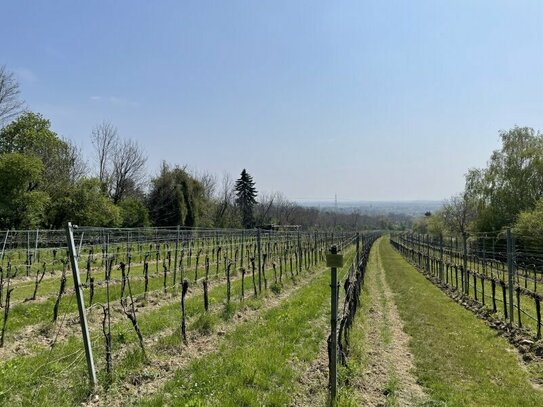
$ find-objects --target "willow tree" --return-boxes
[148,163,206,227]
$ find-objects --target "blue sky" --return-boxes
[2,1,543,201]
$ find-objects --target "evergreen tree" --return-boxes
[234,169,258,228]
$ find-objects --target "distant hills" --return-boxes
[296,200,443,217]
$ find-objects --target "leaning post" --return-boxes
[66,222,97,388]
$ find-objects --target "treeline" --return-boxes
[0,65,407,231]
[414,126,543,243]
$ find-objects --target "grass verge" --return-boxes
[381,237,543,406]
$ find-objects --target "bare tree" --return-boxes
[196,170,217,200]
[91,121,118,187]
[272,193,297,225]
[64,138,87,183]
[213,173,240,227]
[0,66,25,125]
[441,192,477,238]
[110,139,147,203]
[254,192,276,226]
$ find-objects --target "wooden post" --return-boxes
[507,228,514,324]
[257,229,262,293]
[439,235,444,283]
[66,223,97,388]
[0,230,9,264]
[327,245,343,405]
[356,232,360,266]
[298,229,302,274]
[463,234,468,295]
[240,230,244,269]
[173,225,180,288]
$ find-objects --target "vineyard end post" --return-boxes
[66,222,97,388]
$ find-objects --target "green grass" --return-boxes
[140,248,356,407]
[381,237,543,406]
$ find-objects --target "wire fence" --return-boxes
[390,232,543,339]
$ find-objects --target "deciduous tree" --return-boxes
[0,66,25,125]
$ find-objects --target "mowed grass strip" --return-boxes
[140,249,356,407]
[380,238,543,407]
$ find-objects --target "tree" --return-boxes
[148,163,207,227]
[234,169,258,228]
[0,65,25,125]
[110,138,147,204]
[91,122,146,203]
[213,173,241,228]
[48,178,121,228]
[0,112,74,194]
[65,139,87,183]
[441,193,477,238]
[254,192,276,226]
[466,126,543,232]
[0,153,47,228]
[91,121,118,188]
[513,198,543,246]
[119,197,150,227]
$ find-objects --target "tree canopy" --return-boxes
[148,163,208,227]
[466,126,543,233]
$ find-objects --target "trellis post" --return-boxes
[66,222,97,388]
[507,228,515,324]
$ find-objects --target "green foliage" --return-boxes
[18,190,50,229]
[270,282,282,294]
[513,198,543,244]
[190,312,218,335]
[0,112,60,154]
[148,163,208,227]
[466,126,543,232]
[48,178,121,228]
[119,197,150,227]
[0,152,46,228]
[412,212,447,238]
[234,169,258,228]
[0,112,73,194]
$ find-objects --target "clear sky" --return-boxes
[2,1,543,201]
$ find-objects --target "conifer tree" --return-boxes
[234,169,258,228]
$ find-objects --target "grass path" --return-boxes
[380,237,543,406]
[331,237,426,406]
